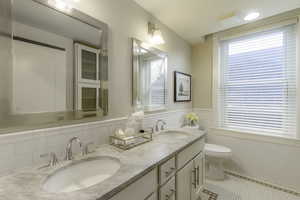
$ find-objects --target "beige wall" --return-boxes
[191,35,213,108]
[75,0,192,119]
[0,0,12,121]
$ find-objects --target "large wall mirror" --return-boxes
[132,38,168,112]
[0,0,109,134]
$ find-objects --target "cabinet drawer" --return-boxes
[159,156,176,185]
[159,177,175,200]
[177,139,204,169]
[109,168,157,200]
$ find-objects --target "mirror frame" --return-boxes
[32,0,109,49]
[132,38,168,112]
[0,0,110,135]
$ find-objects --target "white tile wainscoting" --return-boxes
[193,108,300,193]
[0,109,191,175]
[192,108,213,130]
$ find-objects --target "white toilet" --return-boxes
[204,143,232,180]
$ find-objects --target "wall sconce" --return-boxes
[148,22,165,45]
[48,0,79,12]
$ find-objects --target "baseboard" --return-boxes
[225,170,300,197]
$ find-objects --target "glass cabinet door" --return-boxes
[81,87,97,111]
[81,49,97,80]
[75,43,102,112]
[77,85,99,112]
[75,43,100,84]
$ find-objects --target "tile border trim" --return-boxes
[225,170,300,197]
[202,188,218,200]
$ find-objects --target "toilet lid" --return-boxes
[204,143,232,157]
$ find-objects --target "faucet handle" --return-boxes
[155,119,167,132]
[144,127,154,134]
[161,124,166,131]
[65,147,72,161]
[49,152,59,167]
[40,152,59,167]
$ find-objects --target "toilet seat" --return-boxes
[205,143,232,158]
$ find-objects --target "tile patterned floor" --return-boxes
[203,188,218,200]
[205,175,300,200]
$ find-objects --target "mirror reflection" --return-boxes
[0,0,108,133]
[132,39,168,112]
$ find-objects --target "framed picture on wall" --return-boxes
[174,71,192,102]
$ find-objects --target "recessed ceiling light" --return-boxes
[244,12,260,21]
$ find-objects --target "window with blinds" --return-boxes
[218,24,297,137]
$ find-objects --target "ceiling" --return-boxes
[14,0,102,46]
[133,0,300,44]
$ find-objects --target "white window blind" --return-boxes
[218,24,297,137]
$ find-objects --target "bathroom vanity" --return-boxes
[0,128,206,200]
[110,131,205,200]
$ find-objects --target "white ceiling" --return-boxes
[133,0,300,44]
[14,0,102,46]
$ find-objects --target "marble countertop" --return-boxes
[0,128,206,200]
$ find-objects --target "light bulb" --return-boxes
[141,42,151,49]
[55,0,67,10]
[244,12,260,21]
[150,29,165,45]
[48,0,78,12]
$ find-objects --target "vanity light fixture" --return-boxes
[148,22,165,45]
[48,0,79,12]
[244,12,260,21]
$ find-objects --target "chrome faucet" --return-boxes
[39,152,59,169]
[155,119,167,132]
[65,137,84,161]
[49,152,59,166]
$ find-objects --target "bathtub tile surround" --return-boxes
[0,109,190,174]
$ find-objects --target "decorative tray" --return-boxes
[110,131,153,150]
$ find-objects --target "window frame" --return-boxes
[212,18,300,139]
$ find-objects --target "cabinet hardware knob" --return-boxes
[165,167,176,177]
[165,189,175,200]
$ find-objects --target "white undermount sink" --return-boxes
[156,130,190,139]
[42,156,121,193]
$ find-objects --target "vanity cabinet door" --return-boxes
[159,177,175,200]
[177,139,204,169]
[109,169,157,200]
[176,160,194,200]
[191,152,204,200]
